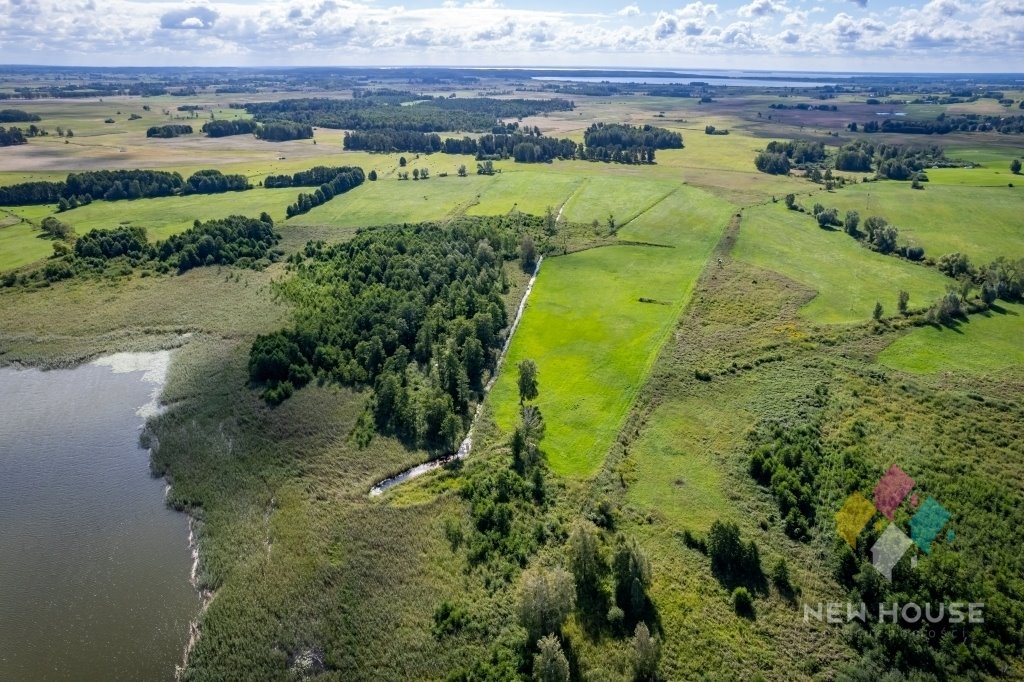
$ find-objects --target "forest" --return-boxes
[242,97,574,133]
[249,215,542,438]
[344,123,682,165]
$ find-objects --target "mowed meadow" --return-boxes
[487,184,733,478]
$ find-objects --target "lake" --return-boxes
[0,352,198,681]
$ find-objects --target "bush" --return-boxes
[732,586,754,617]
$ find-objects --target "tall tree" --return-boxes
[518,358,539,403]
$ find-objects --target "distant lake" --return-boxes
[0,352,197,681]
[533,75,838,88]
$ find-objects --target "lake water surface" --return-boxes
[0,352,198,681]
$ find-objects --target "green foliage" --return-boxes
[532,635,570,682]
[612,535,652,621]
[748,404,825,540]
[731,586,754,617]
[519,566,575,642]
[936,252,973,279]
[568,520,605,597]
[706,520,765,589]
[40,216,74,241]
[146,124,193,138]
[249,217,543,448]
[284,167,364,218]
[517,358,539,403]
[245,96,573,133]
[754,151,791,175]
[0,108,41,123]
[0,180,65,206]
[159,214,279,273]
[200,119,257,137]
[631,622,661,682]
[182,169,249,195]
[254,120,313,141]
[0,125,27,146]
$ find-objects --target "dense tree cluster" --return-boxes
[582,123,683,150]
[343,129,445,154]
[248,216,542,449]
[183,169,250,195]
[200,119,258,137]
[157,214,280,272]
[265,165,358,188]
[749,415,824,540]
[254,121,314,141]
[61,214,279,277]
[763,139,827,164]
[146,124,193,138]
[835,141,874,172]
[0,126,27,146]
[754,151,791,175]
[0,109,41,122]
[74,225,149,260]
[283,166,364,218]
[242,97,573,133]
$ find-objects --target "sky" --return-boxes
[0,0,1022,72]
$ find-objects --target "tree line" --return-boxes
[5,214,280,286]
[283,166,365,218]
[859,113,1024,135]
[182,169,250,194]
[0,168,260,208]
[344,123,683,166]
[254,121,313,141]
[0,109,41,123]
[241,97,574,133]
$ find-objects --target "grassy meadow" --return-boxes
[878,302,1024,375]
[735,202,952,324]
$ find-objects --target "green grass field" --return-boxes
[624,396,739,532]
[820,182,1024,262]
[735,203,952,324]
[878,302,1024,374]
[488,186,732,478]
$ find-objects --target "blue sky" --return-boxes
[0,0,1021,71]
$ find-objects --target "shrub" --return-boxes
[732,587,754,617]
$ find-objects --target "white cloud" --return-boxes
[0,0,1016,68]
[738,0,786,18]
